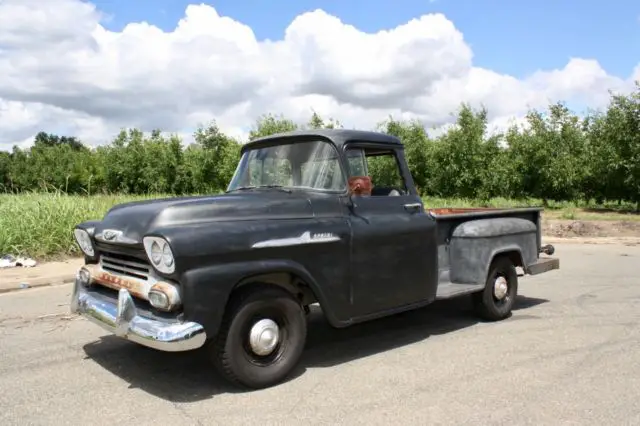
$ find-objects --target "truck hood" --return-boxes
[94,192,314,244]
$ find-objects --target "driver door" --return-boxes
[344,144,439,318]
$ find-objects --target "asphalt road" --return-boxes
[2,243,640,425]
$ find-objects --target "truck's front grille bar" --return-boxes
[100,252,150,281]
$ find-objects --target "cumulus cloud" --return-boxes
[0,0,637,151]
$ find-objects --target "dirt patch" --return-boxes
[542,219,640,238]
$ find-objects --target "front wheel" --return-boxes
[209,286,307,389]
[472,256,518,321]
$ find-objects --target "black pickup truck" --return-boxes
[70,128,559,389]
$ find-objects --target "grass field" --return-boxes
[1,192,639,260]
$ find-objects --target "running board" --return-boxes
[436,282,484,300]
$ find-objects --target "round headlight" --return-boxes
[150,241,162,264]
[73,229,94,257]
[143,236,175,274]
[162,243,174,267]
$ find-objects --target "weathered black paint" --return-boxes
[347,193,439,316]
[75,128,559,338]
[448,217,538,284]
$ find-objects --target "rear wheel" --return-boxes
[209,285,307,389]
[472,256,518,321]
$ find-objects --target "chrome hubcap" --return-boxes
[493,276,509,300]
[248,319,280,356]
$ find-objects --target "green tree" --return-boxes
[431,104,491,199]
[596,83,640,209]
[177,121,241,193]
[307,111,342,129]
[249,114,298,140]
[1,88,640,207]
[0,151,11,191]
[377,117,434,195]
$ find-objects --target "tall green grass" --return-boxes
[0,192,157,259]
[1,192,638,259]
[422,196,639,212]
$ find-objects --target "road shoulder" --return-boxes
[0,257,84,293]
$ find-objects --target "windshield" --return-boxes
[227,139,346,193]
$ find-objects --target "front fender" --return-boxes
[180,259,341,338]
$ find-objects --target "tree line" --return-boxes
[0,83,638,207]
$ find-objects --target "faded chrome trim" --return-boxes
[70,273,206,352]
[87,260,179,304]
[85,263,151,300]
[252,230,340,249]
[101,254,150,275]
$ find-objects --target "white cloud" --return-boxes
[0,0,638,151]
[633,64,640,83]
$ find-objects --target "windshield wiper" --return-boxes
[226,185,292,193]
[226,186,257,192]
[258,185,292,193]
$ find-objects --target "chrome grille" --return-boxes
[100,252,150,281]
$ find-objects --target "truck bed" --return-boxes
[429,206,544,250]
[428,206,542,218]
[428,207,546,300]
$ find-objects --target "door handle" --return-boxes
[403,203,423,213]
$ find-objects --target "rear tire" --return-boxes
[472,256,518,321]
[209,285,307,389]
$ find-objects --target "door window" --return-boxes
[345,147,408,196]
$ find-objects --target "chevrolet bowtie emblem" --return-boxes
[97,229,136,244]
[103,230,119,241]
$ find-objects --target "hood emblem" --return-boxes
[96,229,137,244]
[103,230,119,241]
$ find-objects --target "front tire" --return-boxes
[209,285,307,389]
[472,256,518,321]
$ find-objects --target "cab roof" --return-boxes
[242,128,402,152]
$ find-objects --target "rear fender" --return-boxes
[485,246,525,278]
[449,217,538,284]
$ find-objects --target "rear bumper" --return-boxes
[70,268,207,352]
[526,257,560,275]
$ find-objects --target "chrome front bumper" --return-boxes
[70,269,207,352]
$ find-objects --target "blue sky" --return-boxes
[91,0,640,79]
